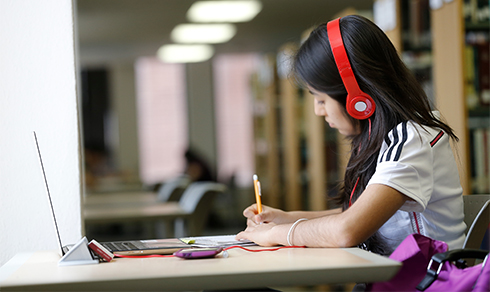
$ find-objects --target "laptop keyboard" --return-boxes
[103,241,138,251]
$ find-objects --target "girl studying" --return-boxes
[236,15,466,257]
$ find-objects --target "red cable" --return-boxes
[113,245,306,259]
[114,253,175,258]
[224,245,305,252]
[348,119,371,209]
[349,177,360,207]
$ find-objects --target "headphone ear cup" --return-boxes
[346,94,376,120]
[328,18,376,120]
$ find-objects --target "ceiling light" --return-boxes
[171,24,236,44]
[157,44,214,63]
[187,1,262,23]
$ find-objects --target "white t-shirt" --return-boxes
[368,120,466,252]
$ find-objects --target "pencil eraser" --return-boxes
[88,239,114,262]
[253,174,258,180]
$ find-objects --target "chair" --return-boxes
[156,175,191,202]
[463,194,490,247]
[174,181,227,237]
[462,194,490,265]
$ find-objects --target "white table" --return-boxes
[0,246,401,291]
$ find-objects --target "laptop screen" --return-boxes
[33,131,65,256]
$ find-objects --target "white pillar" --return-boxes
[0,0,81,266]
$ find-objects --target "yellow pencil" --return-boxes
[253,174,262,213]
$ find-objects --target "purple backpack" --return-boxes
[367,234,489,292]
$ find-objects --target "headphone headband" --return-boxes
[327,18,375,120]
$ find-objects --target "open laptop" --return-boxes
[33,131,192,256]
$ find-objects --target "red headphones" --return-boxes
[327,18,375,120]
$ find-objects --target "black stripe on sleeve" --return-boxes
[393,122,408,161]
[379,135,392,163]
[380,122,409,163]
[384,127,399,161]
[384,135,391,146]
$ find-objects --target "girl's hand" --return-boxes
[235,221,281,247]
[243,204,292,225]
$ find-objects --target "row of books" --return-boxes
[463,0,490,24]
[401,0,431,50]
[470,127,490,194]
[464,1,489,195]
[464,39,489,109]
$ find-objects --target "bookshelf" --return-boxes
[463,0,490,194]
[303,89,328,211]
[253,41,337,212]
[251,54,281,208]
[432,0,490,195]
[375,0,435,104]
[431,1,468,194]
[277,43,302,211]
[376,0,488,194]
[298,28,329,212]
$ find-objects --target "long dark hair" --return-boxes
[293,15,457,255]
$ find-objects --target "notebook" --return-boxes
[33,131,250,256]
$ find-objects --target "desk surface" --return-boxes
[0,246,400,291]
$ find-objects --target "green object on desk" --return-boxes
[180,238,196,244]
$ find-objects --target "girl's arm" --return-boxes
[236,184,407,247]
[243,204,341,225]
